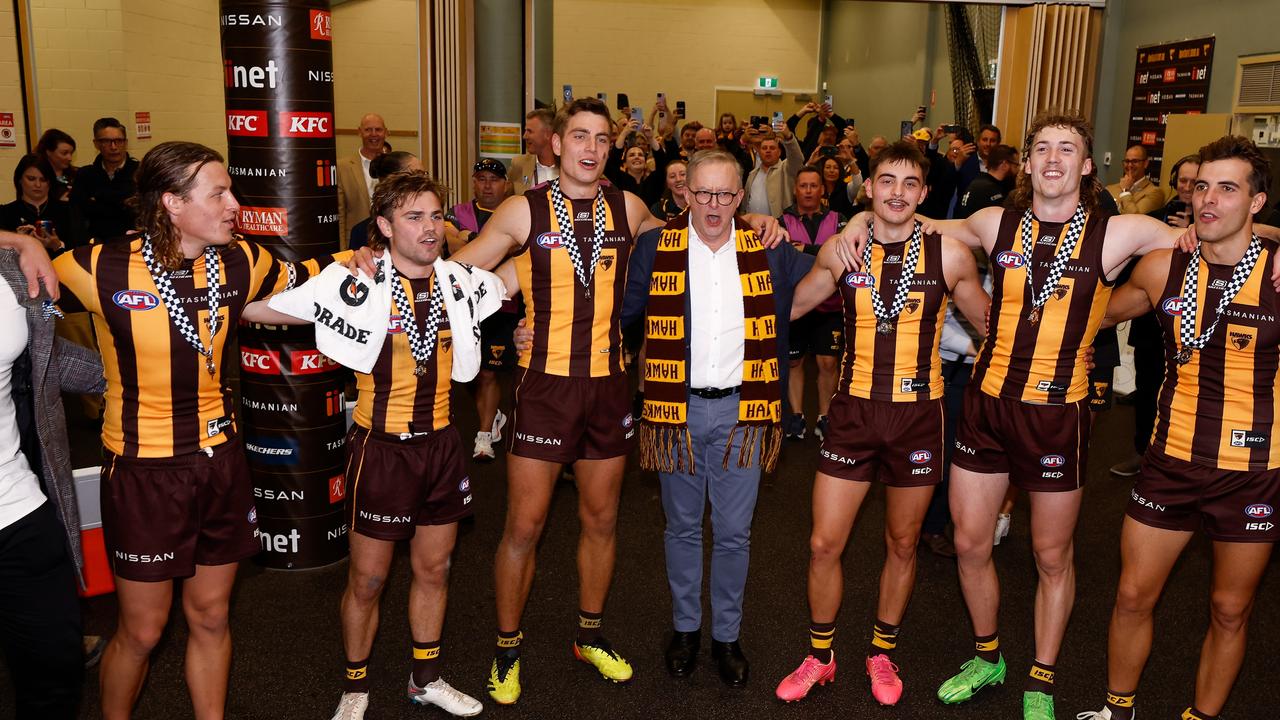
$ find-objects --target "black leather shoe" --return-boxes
[665,629,700,677]
[711,639,749,687]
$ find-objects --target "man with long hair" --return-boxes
[51,141,333,720]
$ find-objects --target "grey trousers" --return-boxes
[660,393,762,643]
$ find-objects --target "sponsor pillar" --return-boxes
[221,1,349,569]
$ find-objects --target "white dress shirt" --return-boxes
[361,154,376,198]
[688,220,746,389]
[0,280,46,531]
[535,160,559,186]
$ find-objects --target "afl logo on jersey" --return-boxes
[844,272,874,288]
[112,289,159,311]
[995,251,1025,269]
[536,232,564,250]
[909,449,932,464]
[1161,296,1184,315]
[1040,454,1066,467]
[387,315,405,334]
[1245,503,1273,519]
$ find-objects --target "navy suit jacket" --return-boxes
[621,227,815,403]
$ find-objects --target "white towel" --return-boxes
[268,254,505,380]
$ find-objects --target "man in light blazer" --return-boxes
[508,108,558,196]
[337,113,388,248]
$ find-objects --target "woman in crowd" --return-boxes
[0,155,82,257]
[607,120,667,206]
[818,155,856,216]
[648,158,688,220]
[34,129,77,202]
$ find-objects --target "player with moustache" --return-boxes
[774,140,989,707]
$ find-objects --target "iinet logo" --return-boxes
[279,111,332,138]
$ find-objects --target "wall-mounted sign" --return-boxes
[1125,36,1214,179]
[135,111,152,140]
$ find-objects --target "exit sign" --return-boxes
[755,75,780,95]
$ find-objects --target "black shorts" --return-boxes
[816,393,945,487]
[481,311,520,372]
[1127,448,1280,542]
[952,386,1092,492]
[345,424,472,540]
[101,436,260,582]
[789,311,844,359]
[507,368,635,463]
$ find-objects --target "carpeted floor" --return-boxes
[3,380,1275,719]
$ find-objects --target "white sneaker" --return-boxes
[491,409,507,442]
[1075,708,1119,720]
[473,431,495,461]
[330,692,368,720]
[408,674,483,717]
[994,513,1012,546]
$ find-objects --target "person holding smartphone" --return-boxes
[0,155,84,257]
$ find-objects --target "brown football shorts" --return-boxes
[816,393,945,487]
[345,424,473,541]
[101,436,260,582]
[952,386,1092,492]
[507,368,635,463]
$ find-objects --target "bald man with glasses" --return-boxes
[1107,145,1166,215]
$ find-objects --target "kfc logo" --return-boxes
[291,349,340,375]
[112,290,159,311]
[241,348,282,374]
[239,206,289,236]
[309,9,331,40]
[278,112,332,138]
[227,110,268,137]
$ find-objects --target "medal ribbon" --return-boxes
[1176,234,1262,364]
[549,179,606,297]
[1018,204,1087,316]
[141,236,221,376]
[862,219,923,328]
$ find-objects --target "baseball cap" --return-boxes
[473,158,507,178]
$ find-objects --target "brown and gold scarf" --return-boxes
[639,213,783,474]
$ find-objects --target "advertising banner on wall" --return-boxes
[221,0,348,569]
[1125,36,1215,180]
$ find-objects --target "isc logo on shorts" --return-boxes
[844,272,874,288]
[1040,454,1066,468]
[995,251,1025,269]
[1245,503,1274,519]
[113,289,160,311]
[536,232,564,250]
[909,449,932,464]
[1161,296,1184,315]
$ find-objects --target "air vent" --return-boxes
[1239,61,1280,106]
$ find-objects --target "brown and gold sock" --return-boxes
[411,640,440,687]
[344,657,370,693]
[868,620,900,658]
[1104,690,1135,720]
[576,610,604,646]
[1026,661,1055,695]
[495,629,522,658]
[809,621,836,663]
[1182,707,1217,720]
[974,632,1000,664]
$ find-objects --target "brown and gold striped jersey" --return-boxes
[53,237,324,458]
[1152,241,1280,471]
[973,209,1113,404]
[515,183,632,377]
[837,232,948,401]
[353,274,453,434]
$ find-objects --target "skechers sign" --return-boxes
[245,436,299,465]
[113,290,159,311]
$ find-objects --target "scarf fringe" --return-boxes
[722,423,784,473]
[639,423,695,473]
